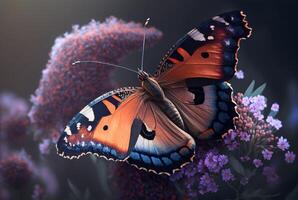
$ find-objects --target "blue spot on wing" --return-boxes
[170,152,181,161]
[141,154,151,164]
[151,157,163,166]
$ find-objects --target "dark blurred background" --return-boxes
[0,0,297,199]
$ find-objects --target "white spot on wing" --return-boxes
[213,16,229,25]
[207,36,214,40]
[64,126,72,136]
[210,25,215,30]
[87,125,92,131]
[79,105,95,121]
[76,122,81,130]
[188,29,206,41]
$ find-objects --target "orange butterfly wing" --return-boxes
[126,101,195,175]
[57,87,146,160]
[155,11,251,85]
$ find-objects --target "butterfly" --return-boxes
[57,10,251,175]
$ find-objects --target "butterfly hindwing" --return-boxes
[126,102,196,175]
[57,87,144,160]
[155,10,251,85]
[164,80,237,140]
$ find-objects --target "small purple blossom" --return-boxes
[223,131,239,150]
[266,116,282,130]
[262,149,273,160]
[242,96,251,106]
[239,131,251,142]
[248,95,267,113]
[221,169,235,182]
[253,111,264,120]
[271,103,279,112]
[235,70,244,79]
[253,159,263,168]
[204,151,228,173]
[199,173,218,194]
[285,151,296,163]
[277,136,290,151]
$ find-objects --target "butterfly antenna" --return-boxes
[141,17,150,71]
[72,60,139,74]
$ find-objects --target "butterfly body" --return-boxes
[57,11,252,175]
[139,70,185,129]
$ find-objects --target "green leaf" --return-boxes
[67,179,82,199]
[251,83,267,97]
[244,80,255,97]
[229,155,245,176]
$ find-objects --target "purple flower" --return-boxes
[242,96,251,106]
[29,17,162,131]
[204,151,228,173]
[262,149,273,160]
[239,131,251,142]
[277,136,290,151]
[285,151,296,163]
[223,131,239,150]
[39,139,51,155]
[0,154,33,189]
[271,103,279,112]
[249,95,267,113]
[262,166,279,185]
[199,173,218,194]
[235,70,244,79]
[253,111,264,120]
[266,116,282,130]
[221,169,235,182]
[253,159,263,168]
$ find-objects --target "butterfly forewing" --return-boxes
[155,11,251,85]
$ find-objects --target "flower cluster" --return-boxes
[170,147,231,196]
[170,86,296,198]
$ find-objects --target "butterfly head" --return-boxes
[137,69,149,81]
